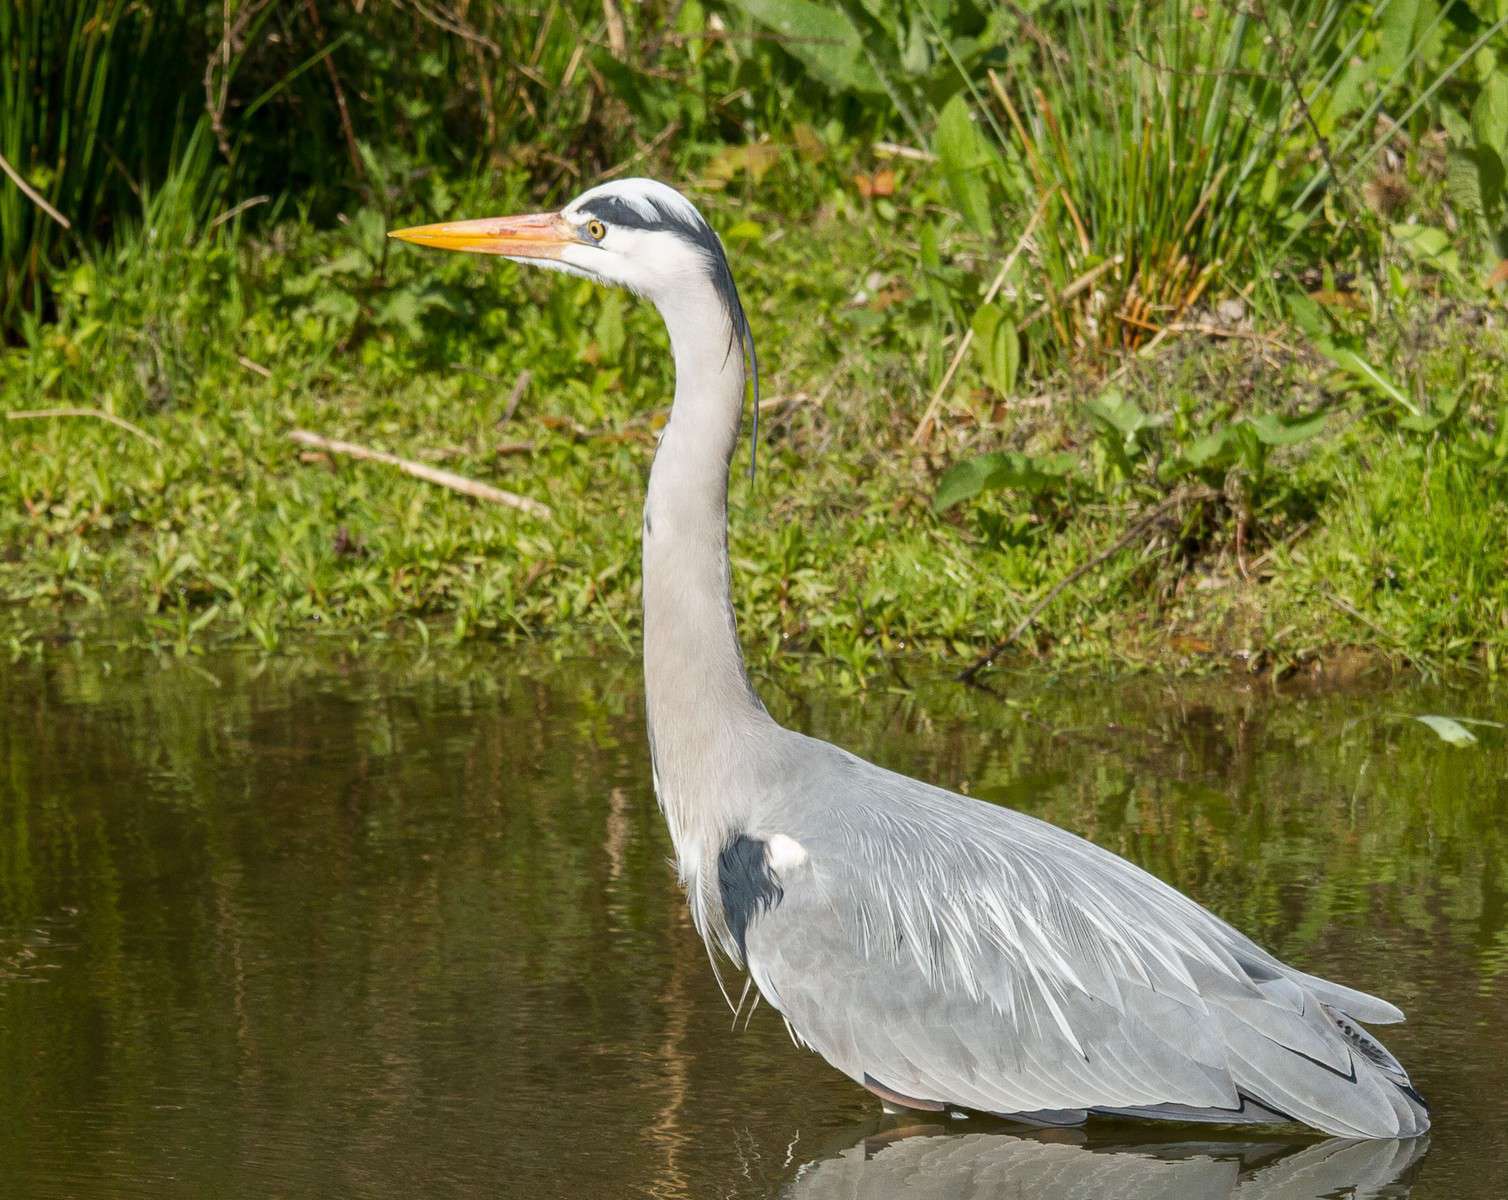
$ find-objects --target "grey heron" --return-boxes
[389,179,1428,1139]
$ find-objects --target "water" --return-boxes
[2,644,1505,1198]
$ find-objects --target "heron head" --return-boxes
[388,178,744,323]
[389,177,760,471]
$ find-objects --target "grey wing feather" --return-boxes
[742,736,1427,1139]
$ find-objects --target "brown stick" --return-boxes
[599,119,682,182]
[958,486,1216,683]
[398,0,501,54]
[872,141,936,163]
[289,430,552,519]
[1322,590,1399,645]
[501,369,532,423]
[910,191,1054,446]
[1017,255,1123,332]
[7,406,160,448]
[601,0,628,57]
[302,0,364,180]
[210,194,271,229]
[203,0,276,160]
[0,151,71,229]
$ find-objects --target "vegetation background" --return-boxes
[3,0,1507,683]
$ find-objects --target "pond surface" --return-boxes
[1,644,1505,1198]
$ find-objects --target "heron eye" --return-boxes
[586,219,607,242]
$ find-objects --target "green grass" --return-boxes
[4,4,1507,681]
[1290,438,1508,673]
[3,141,1507,682]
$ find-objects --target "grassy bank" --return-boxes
[3,143,1506,681]
[4,2,1508,681]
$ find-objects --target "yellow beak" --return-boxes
[387,211,575,259]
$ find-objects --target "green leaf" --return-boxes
[723,219,765,241]
[373,286,451,340]
[1472,70,1508,159]
[1084,389,1161,479]
[970,302,1002,347]
[1326,59,1368,127]
[1085,389,1155,440]
[1390,222,1450,257]
[1414,714,1478,746]
[1182,428,1236,470]
[1285,292,1329,338]
[1374,0,1422,76]
[901,11,932,75]
[1446,146,1487,218]
[1289,287,1415,412]
[316,248,370,278]
[919,221,942,272]
[374,290,423,339]
[1230,423,1266,475]
[1399,385,1466,434]
[594,292,626,359]
[1440,100,1473,146]
[1478,146,1506,214]
[1388,262,1409,302]
[933,451,1075,512]
[970,303,1019,397]
[352,208,387,257]
[1247,411,1328,447]
[936,94,996,236]
[727,0,881,95]
[1390,222,1463,279]
[1318,342,1417,413]
[310,290,360,325]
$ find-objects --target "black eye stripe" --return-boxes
[577,195,665,232]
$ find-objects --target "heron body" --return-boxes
[390,180,1428,1139]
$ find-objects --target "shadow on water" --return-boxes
[783,1123,1426,1199]
[1,641,1505,1197]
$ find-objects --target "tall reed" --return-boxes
[971,0,1503,363]
[1,1,208,332]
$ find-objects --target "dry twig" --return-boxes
[872,141,936,163]
[959,486,1217,683]
[600,120,683,182]
[396,0,501,54]
[303,0,364,179]
[0,151,71,230]
[502,369,532,423]
[211,194,271,229]
[289,429,552,518]
[204,0,277,159]
[911,191,1054,445]
[601,0,628,57]
[7,406,161,448]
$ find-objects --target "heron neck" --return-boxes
[642,294,769,869]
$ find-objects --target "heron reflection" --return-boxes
[781,1124,1426,1199]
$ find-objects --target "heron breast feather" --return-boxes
[766,833,808,872]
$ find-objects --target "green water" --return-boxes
[2,646,1505,1198]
